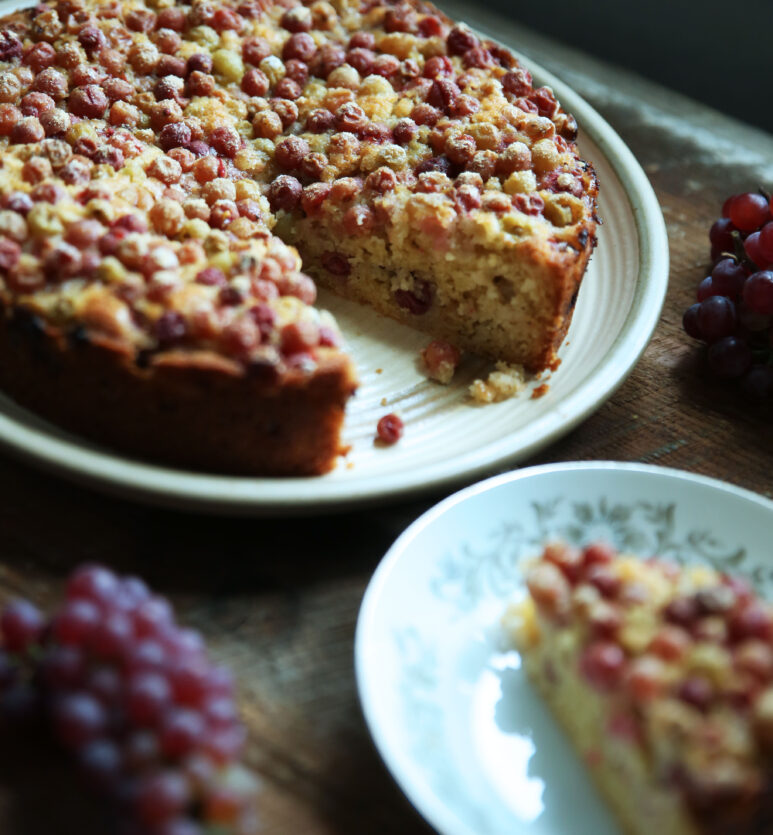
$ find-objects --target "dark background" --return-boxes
[491,0,773,135]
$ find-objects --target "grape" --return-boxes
[67,565,119,605]
[135,771,190,825]
[711,258,746,298]
[54,599,101,646]
[697,276,716,301]
[697,296,737,341]
[682,304,703,339]
[721,195,737,218]
[86,666,123,706]
[743,271,773,315]
[1,598,45,652]
[39,645,87,689]
[709,216,735,259]
[759,222,773,264]
[124,639,167,674]
[127,671,172,726]
[78,738,123,789]
[738,305,771,332]
[53,692,108,748]
[0,563,258,833]
[159,708,206,758]
[123,729,161,770]
[170,657,209,706]
[729,192,770,231]
[133,597,174,638]
[90,610,133,660]
[745,231,768,268]
[119,577,151,609]
[707,336,752,378]
[741,364,773,400]
[204,724,247,765]
[163,627,206,661]
[203,696,239,729]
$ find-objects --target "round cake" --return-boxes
[0,0,598,474]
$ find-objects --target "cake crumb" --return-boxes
[531,383,550,399]
[376,368,383,374]
[420,340,461,384]
[469,362,527,403]
[380,397,387,407]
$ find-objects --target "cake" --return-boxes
[505,541,773,835]
[0,0,598,474]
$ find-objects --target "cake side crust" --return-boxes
[0,306,358,476]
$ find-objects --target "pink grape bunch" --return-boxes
[683,190,773,398]
[0,565,259,835]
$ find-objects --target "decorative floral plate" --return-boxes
[355,462,773,835]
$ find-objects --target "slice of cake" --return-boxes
[505,541,773,835]
[0,0,598,474]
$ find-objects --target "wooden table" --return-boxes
[1,5,773,832]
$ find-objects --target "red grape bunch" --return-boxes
[0,565,259,835]
[683,190,773,398]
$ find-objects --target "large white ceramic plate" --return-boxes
[355,462,773,835]
[0,28,668,513]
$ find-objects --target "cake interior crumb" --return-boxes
[469,362,527,404]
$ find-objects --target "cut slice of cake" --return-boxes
[505,542,773,835]
[268,11,598,372]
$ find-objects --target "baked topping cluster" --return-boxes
[0,0,594,374]
[523,542,773,821]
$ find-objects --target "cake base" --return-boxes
[505,600,699,835]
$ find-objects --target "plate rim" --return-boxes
[354,461,773,835]
[0,47,669,514]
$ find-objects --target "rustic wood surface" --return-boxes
[1,5,773,832]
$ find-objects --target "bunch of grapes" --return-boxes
[682,190,773,399]
[0,565,259,835]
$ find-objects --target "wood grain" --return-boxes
[0,7,772,832]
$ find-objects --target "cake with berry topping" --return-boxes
[0,0,597,474]
[506,542,773,835]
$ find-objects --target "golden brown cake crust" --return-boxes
[0,304,357,475]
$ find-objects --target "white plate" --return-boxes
[0,34,668,513]
[355,462,773,835]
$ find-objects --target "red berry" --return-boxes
[682,303,702,339]
[710,258,746,298]
[729,192,770,232]
[376,413,403,444]
[743,271,773,315]
[697,296,737,341]
[1,599,45,653]
[678,676,713,711]
[580,641,625,690]
[745,231,770,269]
[759,222,773,264]
[582,542,616,566]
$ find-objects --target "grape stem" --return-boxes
[730,230,758,271]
